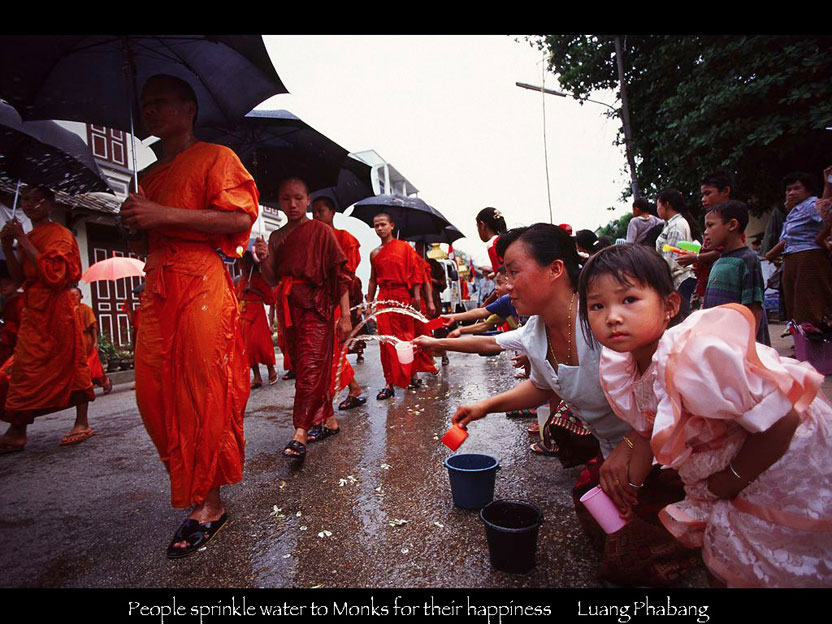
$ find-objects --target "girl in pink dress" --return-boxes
[579,243,832,587]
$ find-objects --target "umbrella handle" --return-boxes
[10,179,21,220]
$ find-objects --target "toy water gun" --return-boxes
[662,240,701,255]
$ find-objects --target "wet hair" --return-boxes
[278,177,310,195]
[632,197,656,216]
[706,199,749,232]
[143,74,199,127]
[782,171,817,196]
[28,185,55,204]
[476,207,507,235]
[656,188,702,241]
[578,243,677,348]
[311,196,336,212]
[496,222,582,290]
[575,229,599,253]
[373,211,394,225]
[700,169,735,194]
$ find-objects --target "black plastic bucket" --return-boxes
[479,499,544,573]
[444,453,499,509]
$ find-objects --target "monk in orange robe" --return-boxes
[236,252,277,389]
[412,245,439,376]
[311,196,366,412]
[0,276,23,366]
[70,287,113,394]
[256,179,352,458]
[368,213,423,399]
[119,74,257,558]
[0,186,95,453]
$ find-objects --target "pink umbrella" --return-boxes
[82,256,145,283]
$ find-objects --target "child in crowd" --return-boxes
[701,200,770,345]
[441,268,520,337]
[579,243,832,588]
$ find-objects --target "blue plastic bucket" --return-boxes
[444,453,500,509]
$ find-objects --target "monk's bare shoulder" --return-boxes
[370,246,384,260]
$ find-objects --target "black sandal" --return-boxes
[166,512,229,559]
[283,439,306,458]
[338,395,366,410]
[376,387,394,400]
[282,370,295,380]
[308,425,341,442]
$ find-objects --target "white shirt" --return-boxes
[498,314,630,457]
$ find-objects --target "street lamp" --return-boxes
[516,78,641,201]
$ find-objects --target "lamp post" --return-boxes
[516,72,641,201]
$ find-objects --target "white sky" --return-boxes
[257,35,632,283]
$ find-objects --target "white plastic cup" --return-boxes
[536,404,550,441]
[579,486,628,534]
[395,341,414,364]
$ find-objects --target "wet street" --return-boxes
[0,343,709,589]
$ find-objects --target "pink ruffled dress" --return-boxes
[647,304,832,587]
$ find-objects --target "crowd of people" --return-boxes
[0,71,829,586]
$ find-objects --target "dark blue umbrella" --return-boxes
[403,225,465,245]
[309,155,375,212]
[0,36,287,190]
[349,194,452,237]
[197,109,352,198]
[1,101,113,215]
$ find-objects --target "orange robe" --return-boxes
[413,256,438,374]
[0,293,23,366]
[75,302,106,384]
[236,271,276,367]
[266,219,350,430]
[372,239,423,388]
[331,227,361,393]
[135,141,257,508]
[1,222,94,425]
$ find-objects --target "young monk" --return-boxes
[255,178,352,458]
[119,74,258,558]
[0,186,95,453]
[311,196,366,411]
[367,213,424,399]
[70,287,113,394]
[236,252,278,389]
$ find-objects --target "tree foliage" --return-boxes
[532,35,832,219]
[597,212,633,241]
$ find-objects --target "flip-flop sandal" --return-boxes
[308,426,340,442]
[166,513,229,559]
[282,371,295,380]
[530,441,559,457]
[528,423,540,435]
[441,356,450,366]
[60,428,95,446]
[338,395,367,410]
[506,409,536,418]
[102,378,113,394]
[268,374,278,385]
[0,443,25,454]
[250,381,263,389]
[376,388,394,400]
[283,439,306,459]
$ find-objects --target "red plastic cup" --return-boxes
[441,424,469,451]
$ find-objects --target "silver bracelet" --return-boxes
[728,462,744,481]
[627,481,643,489]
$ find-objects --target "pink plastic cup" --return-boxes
[395,341,414,364]
[579,486,628,534]
[441,424,469,451]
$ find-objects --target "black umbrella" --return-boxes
[350,194,451,238]
[309,155,375,212]
[0,35,287,189]
[403,225,465,245]
[0,101,112,214]
[196,109,351,199]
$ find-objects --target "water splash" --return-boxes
[333,303,429,392]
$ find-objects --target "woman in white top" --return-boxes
[655,188,700,318]
[452,224,695,587]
